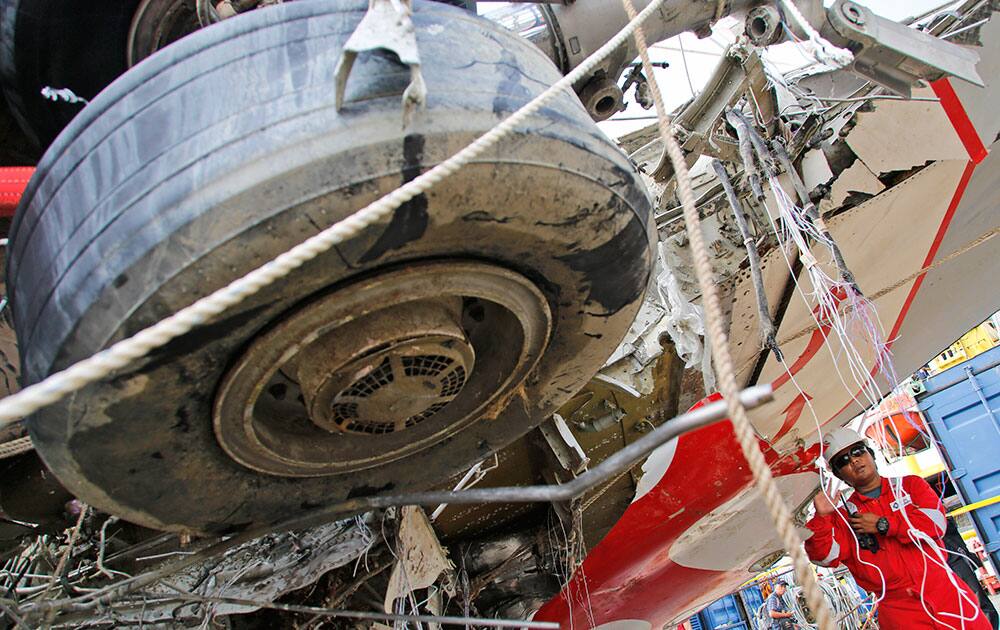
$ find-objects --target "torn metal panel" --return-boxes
[384,507,456,612]
[649,249,706,368]
[103,518,374,625]
[621,124,663,165]
[801,147,835,192]
[792,67,869,101]
[333,0,425,126]
[539,414,590,475]
[845,87,967,172]
[751,159,970,443]
[822,157,885,209]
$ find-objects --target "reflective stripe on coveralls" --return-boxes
[804,475,992,630]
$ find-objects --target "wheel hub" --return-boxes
[295,301,475,435]
[213,261,551,477]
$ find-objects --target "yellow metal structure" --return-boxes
[928,320,999,373]
[948,495,1000,518]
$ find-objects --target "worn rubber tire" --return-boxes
[8,0,653,534]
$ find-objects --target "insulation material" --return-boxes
[384,507,455,612]
[654,243,706,371]
[845,87,967,173]
[801,148,834,192]
[644,241,717,393]
[823,158,884,210]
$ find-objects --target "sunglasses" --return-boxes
[832,444,868,470]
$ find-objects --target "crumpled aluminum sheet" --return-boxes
[105,517,375,626]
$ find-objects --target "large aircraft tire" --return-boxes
[8,0,654,534]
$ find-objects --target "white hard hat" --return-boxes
[821,427,867,462]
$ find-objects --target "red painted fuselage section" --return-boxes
[536,70,998,627]
[535,395,819,627]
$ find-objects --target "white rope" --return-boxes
[776,0,854,68]
[618,1,835,628]
[0,0,674,426]
[777,226,1000,345]
[750,117,980,629]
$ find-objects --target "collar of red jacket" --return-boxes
[850,476,891,505]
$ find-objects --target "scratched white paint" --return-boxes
[633,437,679,501]
[669,472,817,571]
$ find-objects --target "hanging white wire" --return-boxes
[754,139,983,629]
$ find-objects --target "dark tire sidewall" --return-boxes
[11,1,654,533]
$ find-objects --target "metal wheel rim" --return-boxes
[213,260,552,477]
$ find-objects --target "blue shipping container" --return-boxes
[741,585,765,620]
[918,343,1000,570]
[699,593,748,630]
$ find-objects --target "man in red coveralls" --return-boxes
[804,427,991,629]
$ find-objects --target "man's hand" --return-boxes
[849,512,881,534]
[813,488,836,516]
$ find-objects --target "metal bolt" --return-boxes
[842,2,865,26]
[634,419,655,434]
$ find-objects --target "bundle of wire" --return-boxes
[739,115,985,629]
[710,38,993,624]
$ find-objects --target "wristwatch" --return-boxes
[876,516,890,536]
